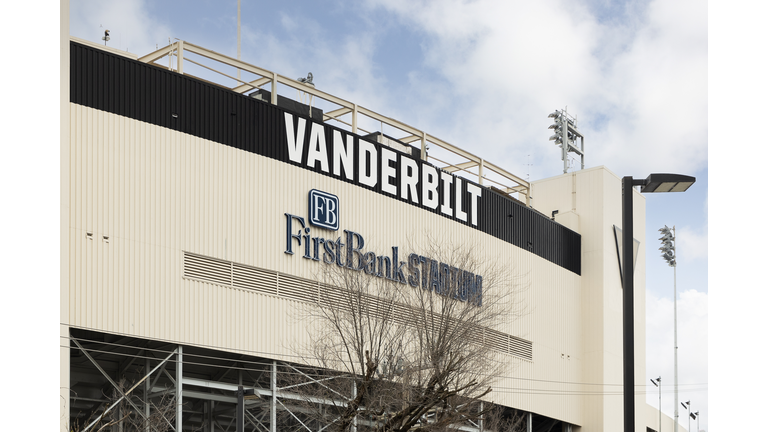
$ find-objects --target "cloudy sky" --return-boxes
[66,0,710,429]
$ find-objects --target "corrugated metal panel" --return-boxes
[181,251,534,360]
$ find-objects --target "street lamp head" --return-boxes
[641,173,696,193]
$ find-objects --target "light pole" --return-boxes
[681,401,693,432]
[659,225,680,432]
[651,377,661,432]
[622,173,695,432]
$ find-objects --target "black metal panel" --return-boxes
[69,41,581,275]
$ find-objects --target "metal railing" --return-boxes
[134,40,530,204]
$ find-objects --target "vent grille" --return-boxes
[183,251,532,361]
[233,263,277,295]
[183,252,232,286]
[278,274,318,304]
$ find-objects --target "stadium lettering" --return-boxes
[284,213,482,306]
[284,113,482,226]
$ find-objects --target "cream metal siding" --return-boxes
[68,104,585,424]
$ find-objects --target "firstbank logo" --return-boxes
[309,189,339,231]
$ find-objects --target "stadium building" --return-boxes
[60,11,682,432]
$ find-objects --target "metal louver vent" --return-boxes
[278,274,318,303]
[182,251,532,360]
[233,263,278,296]
[183,252,232,286]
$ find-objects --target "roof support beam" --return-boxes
[442,161,479,173]
[233,77,272,94]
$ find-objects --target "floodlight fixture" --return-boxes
[297,72,315,87]
[659,225,676,267]
[641,174,696,193]
[546,108,585,173]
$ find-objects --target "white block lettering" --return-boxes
[467,183,482,226]
[332,130,354,180]
[284,113,306,163]
[440,172,453,217]
[359,140,377,187]
[381,148,397,196]
[422,165,439,209]
[400,157,419,204]
[455,177,467,222]
[307,122,329,173]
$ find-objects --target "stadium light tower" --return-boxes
[547,108,585,174]
[621,173,695,432]
[659,224,681,432]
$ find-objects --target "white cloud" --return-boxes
[69,0,174,55]
[363,0,707,179]
[676,225,708,263]
[238,13,393,118]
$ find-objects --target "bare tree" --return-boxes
[482,404,528,432]
[290,235,526,432]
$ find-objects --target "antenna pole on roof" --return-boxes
[237,0,241,81]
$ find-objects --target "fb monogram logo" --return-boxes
[308,189,339,231]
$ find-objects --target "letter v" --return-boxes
[284,113,306,163]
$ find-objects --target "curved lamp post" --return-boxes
[622,174,695,432]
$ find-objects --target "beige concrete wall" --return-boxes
[532,167,647,432]
[67,105,587,425]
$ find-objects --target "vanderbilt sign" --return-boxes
[284,113,483,227]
